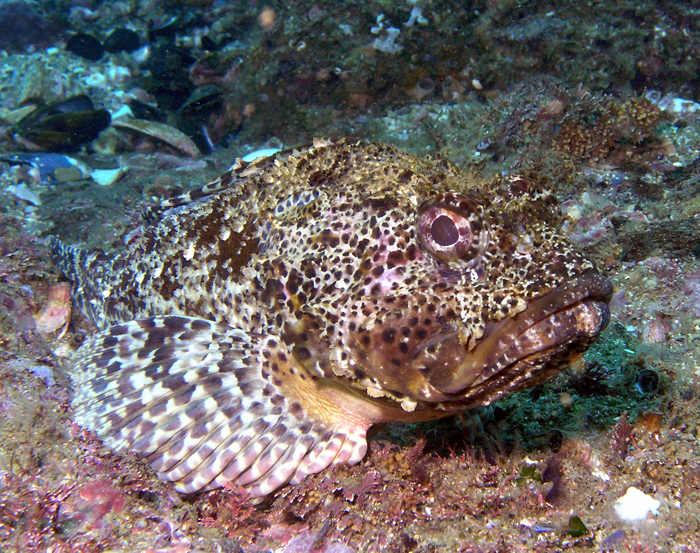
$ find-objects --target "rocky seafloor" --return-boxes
[1,0,700,552]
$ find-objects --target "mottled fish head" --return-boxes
[260,144,612,421]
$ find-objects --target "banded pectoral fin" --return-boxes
[70,316,372,497]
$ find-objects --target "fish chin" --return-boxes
[435,271,613,403]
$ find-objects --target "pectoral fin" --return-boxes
[71,315,371,496]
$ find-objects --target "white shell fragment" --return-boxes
[111,104,135,121]
[241,148,281,163]
[614,487,661,521]
[91,167,125,186]
[645,90,700,116]
[6,184,41,205]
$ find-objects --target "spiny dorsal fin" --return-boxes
[139,140,338,224]
[140,151,285,224]
[71,315,370,496]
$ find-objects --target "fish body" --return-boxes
[50,141,611,496]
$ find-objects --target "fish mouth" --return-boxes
[427,271,612,405]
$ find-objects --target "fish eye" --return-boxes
[417,194,489,266]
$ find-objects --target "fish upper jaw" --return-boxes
[440,271,612,389]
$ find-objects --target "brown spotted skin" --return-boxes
[50,141,611,496]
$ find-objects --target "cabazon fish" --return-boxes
[50,141,611,497]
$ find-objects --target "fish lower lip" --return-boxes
[440,271,613,395]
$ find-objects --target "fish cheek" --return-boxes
[409,332,474,395]
[280,312,335,378]
[346,305,471,403]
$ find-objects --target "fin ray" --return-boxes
[70,315,370,496]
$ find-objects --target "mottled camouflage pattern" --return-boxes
[51,141,611,496]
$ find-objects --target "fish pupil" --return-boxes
[431,215,459,246]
